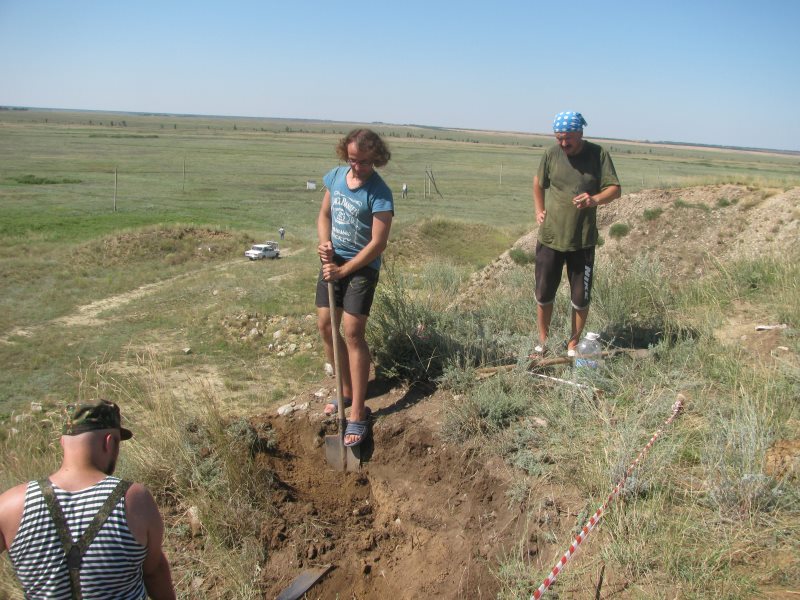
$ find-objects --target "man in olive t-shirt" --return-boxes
[532,111,621,356]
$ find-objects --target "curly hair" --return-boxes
[335,128,391,168]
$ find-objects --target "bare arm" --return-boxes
[317,190,334,263]
[126,484,175,600]
[322,211,393,280]
[0,484,27,555]
[533,175,546,224]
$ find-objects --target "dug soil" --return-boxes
[252,380,579,599]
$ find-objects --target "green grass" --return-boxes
[643,207,664,220]
[608,222,631,239]
[370,243,799,598]
[674,198,711,211]
[509,247,535,265]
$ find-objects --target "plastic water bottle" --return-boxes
[575,332,602,369]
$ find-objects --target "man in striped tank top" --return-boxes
[0,399,175,599]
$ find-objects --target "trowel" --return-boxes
[324,281,361,471]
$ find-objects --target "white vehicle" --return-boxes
[245,242,280,260]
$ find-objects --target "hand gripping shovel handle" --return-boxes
[327,281,347,467]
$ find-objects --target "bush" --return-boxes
[368,266,510,384]
[11,174,81,185]
[609,222,631,239]
[643,207,663,221]
[509,247,535,265]
[674,198,710,211]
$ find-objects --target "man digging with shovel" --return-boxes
[316,129,394,449]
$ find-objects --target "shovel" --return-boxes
[323,280,361,471]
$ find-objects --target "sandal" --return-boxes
[323,397,351,416]
[343,408,372,447]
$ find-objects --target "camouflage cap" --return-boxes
[63,399,133,440]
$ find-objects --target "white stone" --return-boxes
[188,506,202,537]
[277,402,309,416]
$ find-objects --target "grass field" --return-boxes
[1,109,798,598]
[2,107,799,426]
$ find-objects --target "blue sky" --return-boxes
[1,0,799,151]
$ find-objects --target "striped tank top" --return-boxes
[8,476,148,599]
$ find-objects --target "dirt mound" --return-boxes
[71,226,247,266]
[252,385,579,599]
[455,185,799,308]
[598,185,799,278]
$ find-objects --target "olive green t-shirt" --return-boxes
[536,141,620,251]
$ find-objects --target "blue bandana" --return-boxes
[553,111,587,132]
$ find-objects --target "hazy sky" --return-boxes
[1,0,799,151]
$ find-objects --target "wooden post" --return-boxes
[113,168,117,212]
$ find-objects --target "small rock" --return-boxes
[277,402,297,416]
[360,533,376,551]
[212,289,219,296]
[183,347,192,354]
[324,363,334,377]
[277,402,309,416]
[30,402,43,413]
[273,330,283,340]
[188,506,202,537]
[313,388,327,399]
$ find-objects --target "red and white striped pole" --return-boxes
[531,397,684,600]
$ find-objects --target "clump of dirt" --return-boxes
[72,226,248,266]
[765,439,800,482]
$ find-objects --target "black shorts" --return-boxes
[315,264,380,316]
[535,242,595,310]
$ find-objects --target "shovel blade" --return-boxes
[324,434,361,472]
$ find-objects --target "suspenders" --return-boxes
[37,478,133,600]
